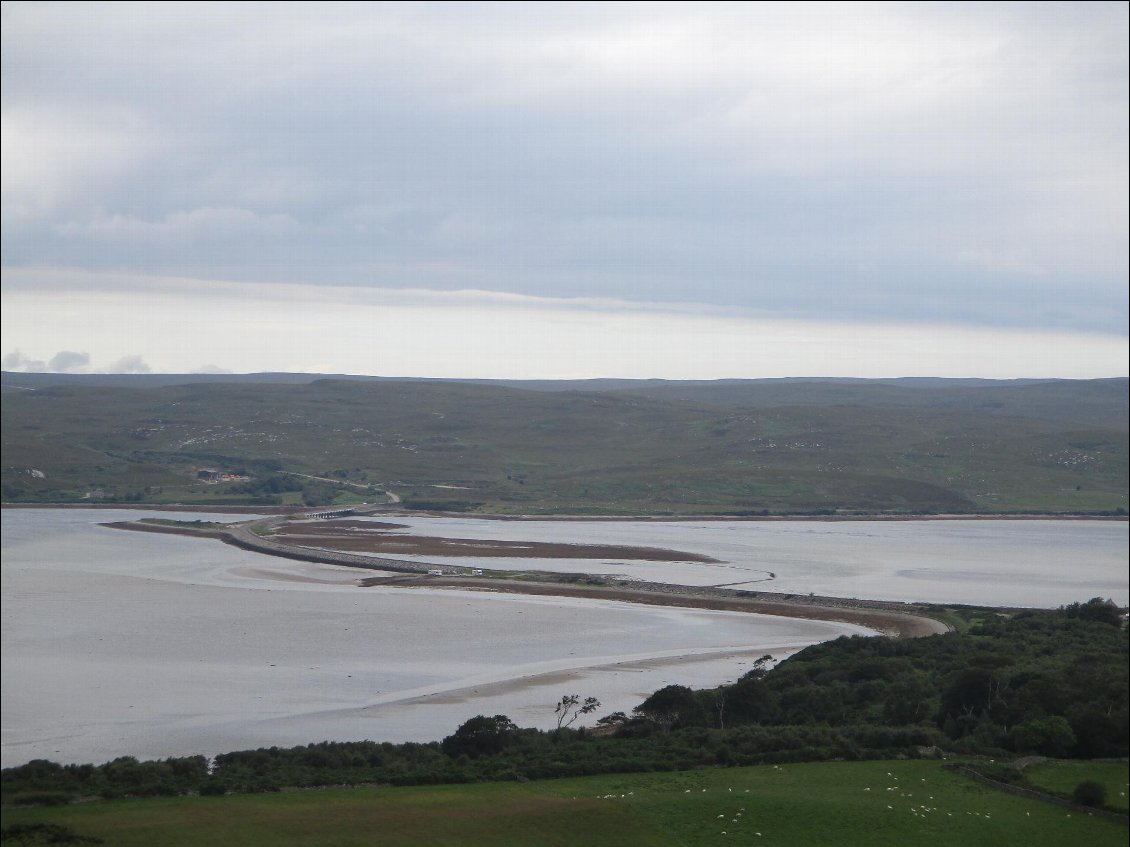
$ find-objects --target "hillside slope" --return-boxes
[2,376,1125,514]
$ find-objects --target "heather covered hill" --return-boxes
[2,375,1125,514]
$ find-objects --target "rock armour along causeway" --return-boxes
[105,517,951,638]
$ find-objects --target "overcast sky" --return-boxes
[2,2,1127,378]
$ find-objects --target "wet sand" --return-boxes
[274,520,721,562]
[12,508,1126,766]
[364,575,949,638]
[388,644,821,707]
[105,518,949,637]
[4,508,882,764]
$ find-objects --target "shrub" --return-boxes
[1072,780,1106,807]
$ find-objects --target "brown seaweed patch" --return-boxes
[281,532,720,562]
[273,519,410,533]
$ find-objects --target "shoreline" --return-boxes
[104,517,953,638]
[363,574,951,638]
[4,501,1126,521]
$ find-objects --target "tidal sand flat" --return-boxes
[1,509,871,767]
[4,509,1125,767]
[272,518,720,561]
[355,515,1129,607]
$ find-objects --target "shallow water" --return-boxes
[360,516,1128,607]
[2,509,871,767]
[3,510,1124,767]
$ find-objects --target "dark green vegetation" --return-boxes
[1022,761,1129,813]
[2,374,1126,513]
[4,602,1124,804]
[2,761,1126,847]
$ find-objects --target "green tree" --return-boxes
[1009,716,1077,757]
[882,677,934,725]
[634,685,705,732]
[440,715,518,758]
[1062,597,1123,627]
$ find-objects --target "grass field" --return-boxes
[3,760,1125,846]
[1021,760,1129,812]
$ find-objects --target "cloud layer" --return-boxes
[2,2,1127,376]
[3,273,1125,379]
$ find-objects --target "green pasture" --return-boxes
[4,760,1125,847]
[1022,760,1129,812]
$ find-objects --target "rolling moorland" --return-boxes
[2,374,1127,514]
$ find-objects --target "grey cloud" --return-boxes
[2,3,1126,336]
[104,355,151,374]
[3,350,46,372]
[2,349,153,375]
[47,350,90,372]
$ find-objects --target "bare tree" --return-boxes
[554,694,601,731]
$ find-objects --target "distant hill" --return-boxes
[1,374,1125,514]
[0,371,1068,391]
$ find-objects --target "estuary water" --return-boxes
[2,509,868,767]
[361,516,1129,607]
[1,509,1125,767]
